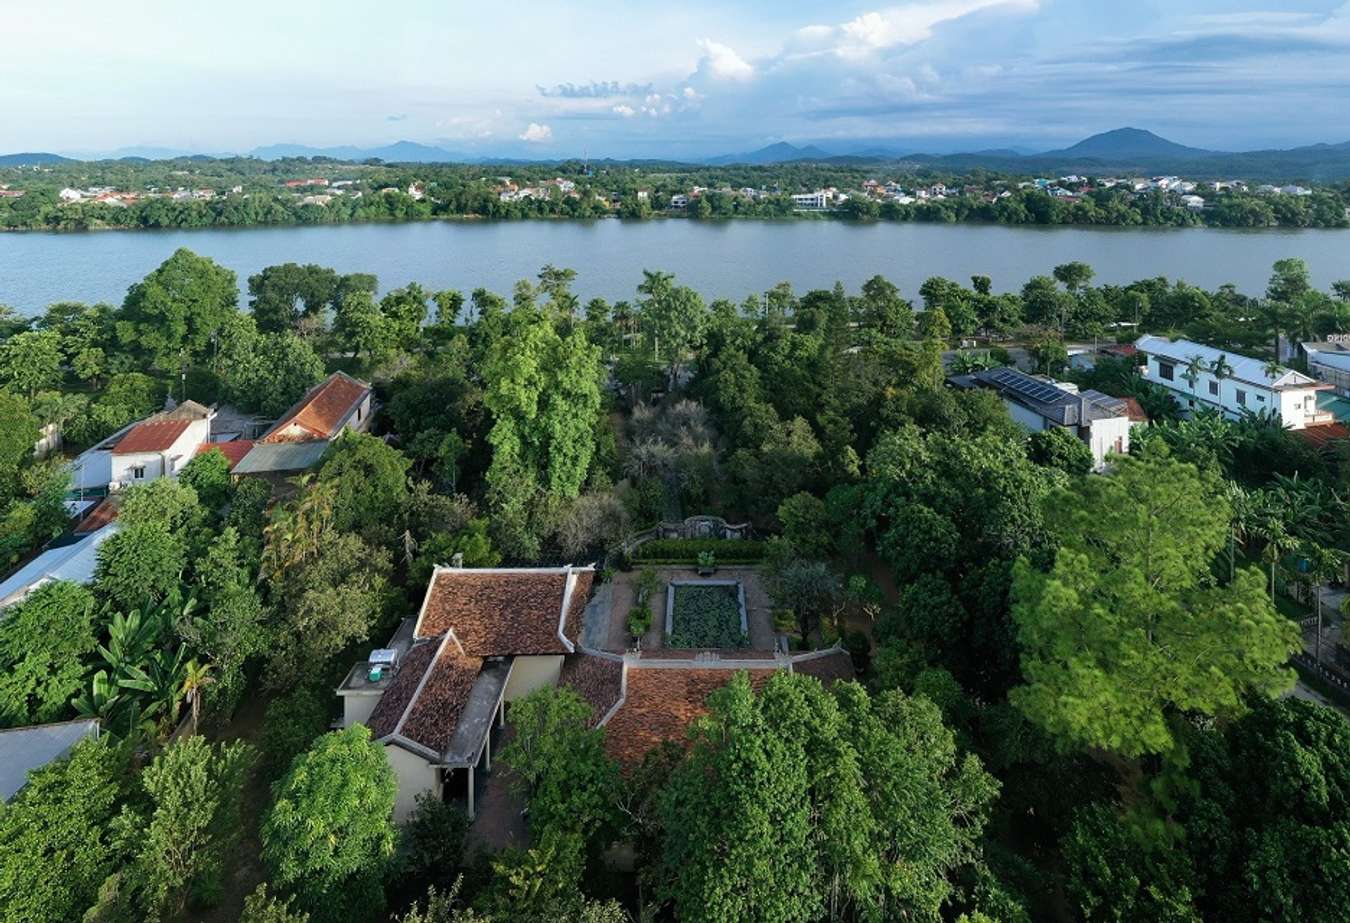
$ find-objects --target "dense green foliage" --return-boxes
[631,537,766,563]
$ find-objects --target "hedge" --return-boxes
[632,538,766,564]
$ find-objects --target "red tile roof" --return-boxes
[791,650,857,685]
[398,646,484,755]
[73,497,118,534]
[1296,422,1350,449]
[601,666,776,768]
[367,640,439,740]
[1121,397,1149,423]
[415,567,592,655]
[112,419,191,454]
[196,440,254,470]
[559,653,623,724]
[259,372,369,444]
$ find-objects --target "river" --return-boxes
[2,219,1349,314]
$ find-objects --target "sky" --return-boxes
[5,0,1350,159]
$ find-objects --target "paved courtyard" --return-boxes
[599,565,777,653]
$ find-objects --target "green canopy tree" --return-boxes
[261,725,397,923]
[0,329,63,396]
[117,248,237,374]
[1011,450,1300,758]
[0,580,98,727]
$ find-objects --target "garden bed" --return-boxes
[665,581,748,648]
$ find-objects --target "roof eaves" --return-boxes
[389,633,455,740]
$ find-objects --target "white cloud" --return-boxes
[696,38,754,80]
[612,104,636,117]
[518,122,553,142]
[798,0,1039,60]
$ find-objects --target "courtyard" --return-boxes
[598,565,778,653]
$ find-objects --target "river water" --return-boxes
[2,219,1349,313]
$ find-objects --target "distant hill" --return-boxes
[706,142,835,165]
[0,152,72,166]
[251,140,472,163]
[1041,127,1217,161]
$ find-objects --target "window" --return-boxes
[1158,361,1174,381]
[1208,380,1218,396]
[1236,389,1247,407]
[1256,394,1265,403]
[131,465,146,479]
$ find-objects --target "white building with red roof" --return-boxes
[233,372,373,480]
[72,400,216,492]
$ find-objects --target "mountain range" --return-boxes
[6,128,1350,181]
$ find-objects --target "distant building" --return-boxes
[1180,194,1206,210]
[1301,338,1350,398]
[72,400,216,493]
[951,367,1131,470]
[791,190,829,210]
[233,372,373,482]
[1136,335,1333,428]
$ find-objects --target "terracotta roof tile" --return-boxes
[260,372,370,444]
[559,653,623,724]
[791,650,857,686]
[112,419,191,454]
[367,640,439,739]
[416,568,591,654]
[73,497,119,534]
[602,666,776,769]
[398,647,483,754]
[196,440,254,470]
[562,569,594,646]
[1121,397,1149,423]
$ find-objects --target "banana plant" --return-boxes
[119,645,188,736]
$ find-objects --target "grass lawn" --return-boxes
[668,584,746,648]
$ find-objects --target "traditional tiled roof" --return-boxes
[259,372,370,444]
[112,419,190,454]
[1121,396,1149,423]
[414,566,593,654]
[398,646,484,755]
[601,666,776,768]
[366,640,439,740]
[559,653,624,725]
[196,440,254,470]
[791,649,857,685]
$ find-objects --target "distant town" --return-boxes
[2,153,1348,232]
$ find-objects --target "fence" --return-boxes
[617,515,754,558]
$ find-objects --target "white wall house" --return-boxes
[1301,339,1350,397]
[1136,335,1333,429]
[959,367,1132,470]
[72,401,214,492]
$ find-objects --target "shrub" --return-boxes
[668,584,746,648]
[259,686,332,781]
[633,538,765,564]
[627,603,653,638]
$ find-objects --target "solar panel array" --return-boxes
[983,368,1067,406]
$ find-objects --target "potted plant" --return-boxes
[697,550,716,576]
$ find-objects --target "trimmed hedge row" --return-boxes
[632,538,766,564]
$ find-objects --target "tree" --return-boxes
[333,288,394,366]
[131,736,255,916]
[265,531,392,688]
[767,559,840,639]
[180,527,265,716]
[636,269,707,385]
[483,308,602,555]
[0,739,123,923]
[259,685,332,781]
[0,329,63,396]
[117,248,236,373]
[178,447,233,511]
[1053,261,1095,292]
[317,430,411,546]
[0,390,40,496]
[501,688,619,842]
[659,671,817,923]
[261,725,397,923]
[247,262,341,334]
[1011,450,1300,758]
[222,329,326,417]
[240,884,311,923]
[117,476,202,538]
[1027,427,1093,476]
[94,522,186,611]
[0,581,97,727]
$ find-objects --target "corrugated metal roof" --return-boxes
[232,441,330,475]
[0,719,99,801]
[0,523,119,609]
[1136,335,1318,390]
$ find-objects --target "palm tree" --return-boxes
[179,659,214,735]
[1263,358,1284,381]
[1208,353,1234,384]
[1181,354,1206,402]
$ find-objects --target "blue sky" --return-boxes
[5,0,1350,158]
